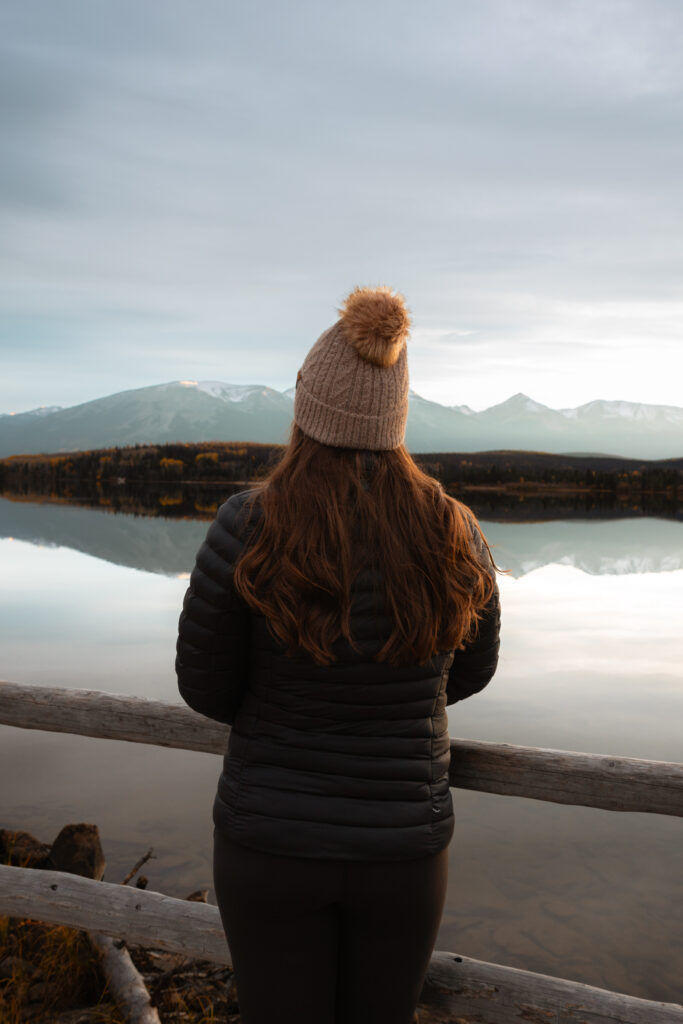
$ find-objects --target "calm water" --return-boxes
[1,496,681,1002]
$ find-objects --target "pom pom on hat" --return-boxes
[338,286,411,368]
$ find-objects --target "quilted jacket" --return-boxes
[176,488,501,861]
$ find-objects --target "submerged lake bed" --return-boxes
[0,494,681,1002]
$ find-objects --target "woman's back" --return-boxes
[177,485,500,861]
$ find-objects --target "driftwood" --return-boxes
[449,737,683,814]
[421,950,683,1024]
[1,679,682,816]
[0,865,681,1024]
[121,847,155,886]
[90,932,161,1024]
[0,680,229,754]
[0,863,227,962]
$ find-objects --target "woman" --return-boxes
[176,285,501,1024]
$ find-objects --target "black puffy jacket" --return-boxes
[176,488,500,861]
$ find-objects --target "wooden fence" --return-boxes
[1,679,682,1022]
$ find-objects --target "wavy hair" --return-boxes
[233,421,497,667]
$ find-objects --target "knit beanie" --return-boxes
[293,286,411,451]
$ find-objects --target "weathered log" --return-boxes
[90,932,161,1024]
[0,679,228,754]
[0,863,227,963]
[1,680,682,815]
[0,865,681,1023]
[421,949,683,1023]
[448,738,683,814]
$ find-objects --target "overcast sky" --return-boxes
[2,0,682,414]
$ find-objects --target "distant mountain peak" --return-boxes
[1,382,681,460]
[0,404,63,419]
[482,393,551,415]
[560,398,683,424]
[159,380,284,403]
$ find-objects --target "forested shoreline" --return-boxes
[1,440,681,495]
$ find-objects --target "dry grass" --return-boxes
[0,914,242,1023]
[125,946,239,1023]
[0,914,122,1022]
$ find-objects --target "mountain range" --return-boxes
[1,380,682,459]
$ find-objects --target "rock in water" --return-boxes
[0,828,51,868]
[46,823,105,880]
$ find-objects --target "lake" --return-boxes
[0,494,681,1002]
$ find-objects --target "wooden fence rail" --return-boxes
[1,865,681,1023]
[2,678,682,1022]
[1,680,682,816]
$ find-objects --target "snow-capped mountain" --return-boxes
[0,381,294,457]
[0,382,681,459]
[560,399,683,423]
[0,405,62,419]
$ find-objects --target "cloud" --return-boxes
[1,0,683,411]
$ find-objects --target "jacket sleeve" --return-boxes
[175,495,252,725]
[445,522,501,707]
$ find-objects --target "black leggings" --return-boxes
[213,827,449,1024]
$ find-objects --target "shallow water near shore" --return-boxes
[0,495,681,1002]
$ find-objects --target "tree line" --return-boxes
[0,441,680,498]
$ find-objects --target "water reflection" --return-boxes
[485,518,683,576]
[0,498,682,1002]
[1,496,682,578]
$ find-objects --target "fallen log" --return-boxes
[1,864,681,1023]
[1,680,682,815]
[449,737,683,814]
[422,949,683,1024]
[90,932,161,1024]
[0,863,225,963]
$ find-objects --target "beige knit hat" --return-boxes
[293,286,411,450]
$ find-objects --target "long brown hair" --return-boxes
[233,422,497,667]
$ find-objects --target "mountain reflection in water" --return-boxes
[0,494,681,578]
